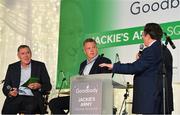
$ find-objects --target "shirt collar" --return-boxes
[87,54,98,64]
[148,40,156,47]
[21,62,31,69]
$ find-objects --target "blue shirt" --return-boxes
[19,63,34,96]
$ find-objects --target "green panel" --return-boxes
[56,0,118,89]
[56,0,180,89]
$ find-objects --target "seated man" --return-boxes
[2,45,52,114]
[49,38,111,114]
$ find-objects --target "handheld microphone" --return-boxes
[7,85,13,91]
[139,44,144,55]
[164,32,176,49]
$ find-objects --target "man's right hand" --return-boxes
[99,63,113,70]
[136,53,140,60]
[8,88,18,97]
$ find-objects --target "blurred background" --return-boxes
[0,0,60,111]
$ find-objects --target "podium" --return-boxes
[70,74,126,114]
[70,74,112,114]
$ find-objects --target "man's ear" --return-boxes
[83,48,86,55]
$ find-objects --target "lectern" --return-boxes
[70,74,113,114]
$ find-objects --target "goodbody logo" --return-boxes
[75,84,98,94]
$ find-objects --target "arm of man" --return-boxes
[99,48,156,75]
[2,65,17,97]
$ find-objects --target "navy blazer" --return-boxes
[113,40,162,114]
[79,55,112,75]
[2,60,52,113]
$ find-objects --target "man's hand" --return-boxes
[99,63,113,70]
[28,83,41,90]
[136,53,140,60]
[9,88,18,97]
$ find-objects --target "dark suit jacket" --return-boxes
[2,60,52,113]
[79,55,112,75]
[113,40,162,114]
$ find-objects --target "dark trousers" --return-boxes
[2,95,37,114]
[49,96,70,114]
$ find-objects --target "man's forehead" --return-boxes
[18,48,31,52]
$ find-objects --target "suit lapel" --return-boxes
[13,62,21,87]
[31,60,36,76]
[80,61,86,75]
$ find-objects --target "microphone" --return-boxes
[164,32,176,49]
[7,85,13,91]
[61,71,68,86]
[100,53,104,57]
[138,44,144,55]
[58,71,68,97]
[116,53,120,63]
[112,53,121,78]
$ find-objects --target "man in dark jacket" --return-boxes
[2,45,52,114]
[100,23,172,114]
[79,38,111,75]
[49,38,111,114]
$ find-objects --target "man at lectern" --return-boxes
[49,38,112,114]
[2,45,52,114]
[79,38,112,75]
[99,23,172,114]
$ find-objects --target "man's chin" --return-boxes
[22,61,31,65]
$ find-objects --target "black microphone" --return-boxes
[58,71,67,97]
[116,53,120,63]
[112,53,121,78]
[100,53,104,57]
[164,32,176,49]
[138,44,144,55]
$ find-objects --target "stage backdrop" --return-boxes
[56,0,180,89]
